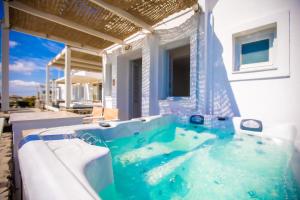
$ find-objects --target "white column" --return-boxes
[205,11,214,115]
[52,79,56,102]
[65,46,71,108]
[45,65,50,105]
[1,26,9,112]
[142,34,159,116]
[86,83,91,101]
[198,0,214,115]
[111,53,118,108]
[101,53,107,107]
[82,84,86,101]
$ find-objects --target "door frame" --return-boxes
[116,49,142,120]
[129,58,142,119]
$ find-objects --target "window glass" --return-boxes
[168,45,190,97]
[241,39,269,65]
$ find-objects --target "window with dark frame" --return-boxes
[233,27,276,72]
[168,44,190,97]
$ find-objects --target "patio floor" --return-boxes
[0,131,13,200]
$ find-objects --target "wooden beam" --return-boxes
[48,47,101,68]
[71,58,101,66]
[9,1,123,44]
[50,57,101,67]
[55,60,101,71]
[72,67,101,72]
[52,63,101,72]
[89,0,154,32]
[12,27,101,53]
[70,46,101,56]
[48,47,66,66]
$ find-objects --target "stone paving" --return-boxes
[0,132,13,200]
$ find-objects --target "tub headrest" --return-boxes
[99,122,111,128]
[240,119,263,132]
[190,115,204,125]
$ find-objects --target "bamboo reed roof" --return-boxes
[102,0,197,25]
[10,9,113,49]
[7,0,197,50]
[72,51,101,63]
[49,48,102,73]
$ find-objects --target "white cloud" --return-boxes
[9,80,42,96]
[1,58,48,75]
[9,60,38,75]
[9,40,19,48]
[10,80,41,87]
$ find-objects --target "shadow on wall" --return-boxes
[157,9,240,118]
[209,25,240,117]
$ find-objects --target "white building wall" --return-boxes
[209,0,300,134]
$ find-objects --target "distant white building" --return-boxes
[51,71,102,108]
[54,71,102,101]
[44,45,102,109]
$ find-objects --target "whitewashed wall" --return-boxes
[209,0,300,136]
[157,14,205,118]
[107,13,205,120]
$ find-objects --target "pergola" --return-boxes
[53,70,102,104]
[1,0,197,111]
[46,46,102,107]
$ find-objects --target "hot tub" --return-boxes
[18,115,300,200]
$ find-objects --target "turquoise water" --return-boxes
[97,123,300,200]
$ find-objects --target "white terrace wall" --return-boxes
[208,0,300,135]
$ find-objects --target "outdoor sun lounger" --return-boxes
[83,106,104,123]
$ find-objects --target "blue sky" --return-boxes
[0,1,65,96]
